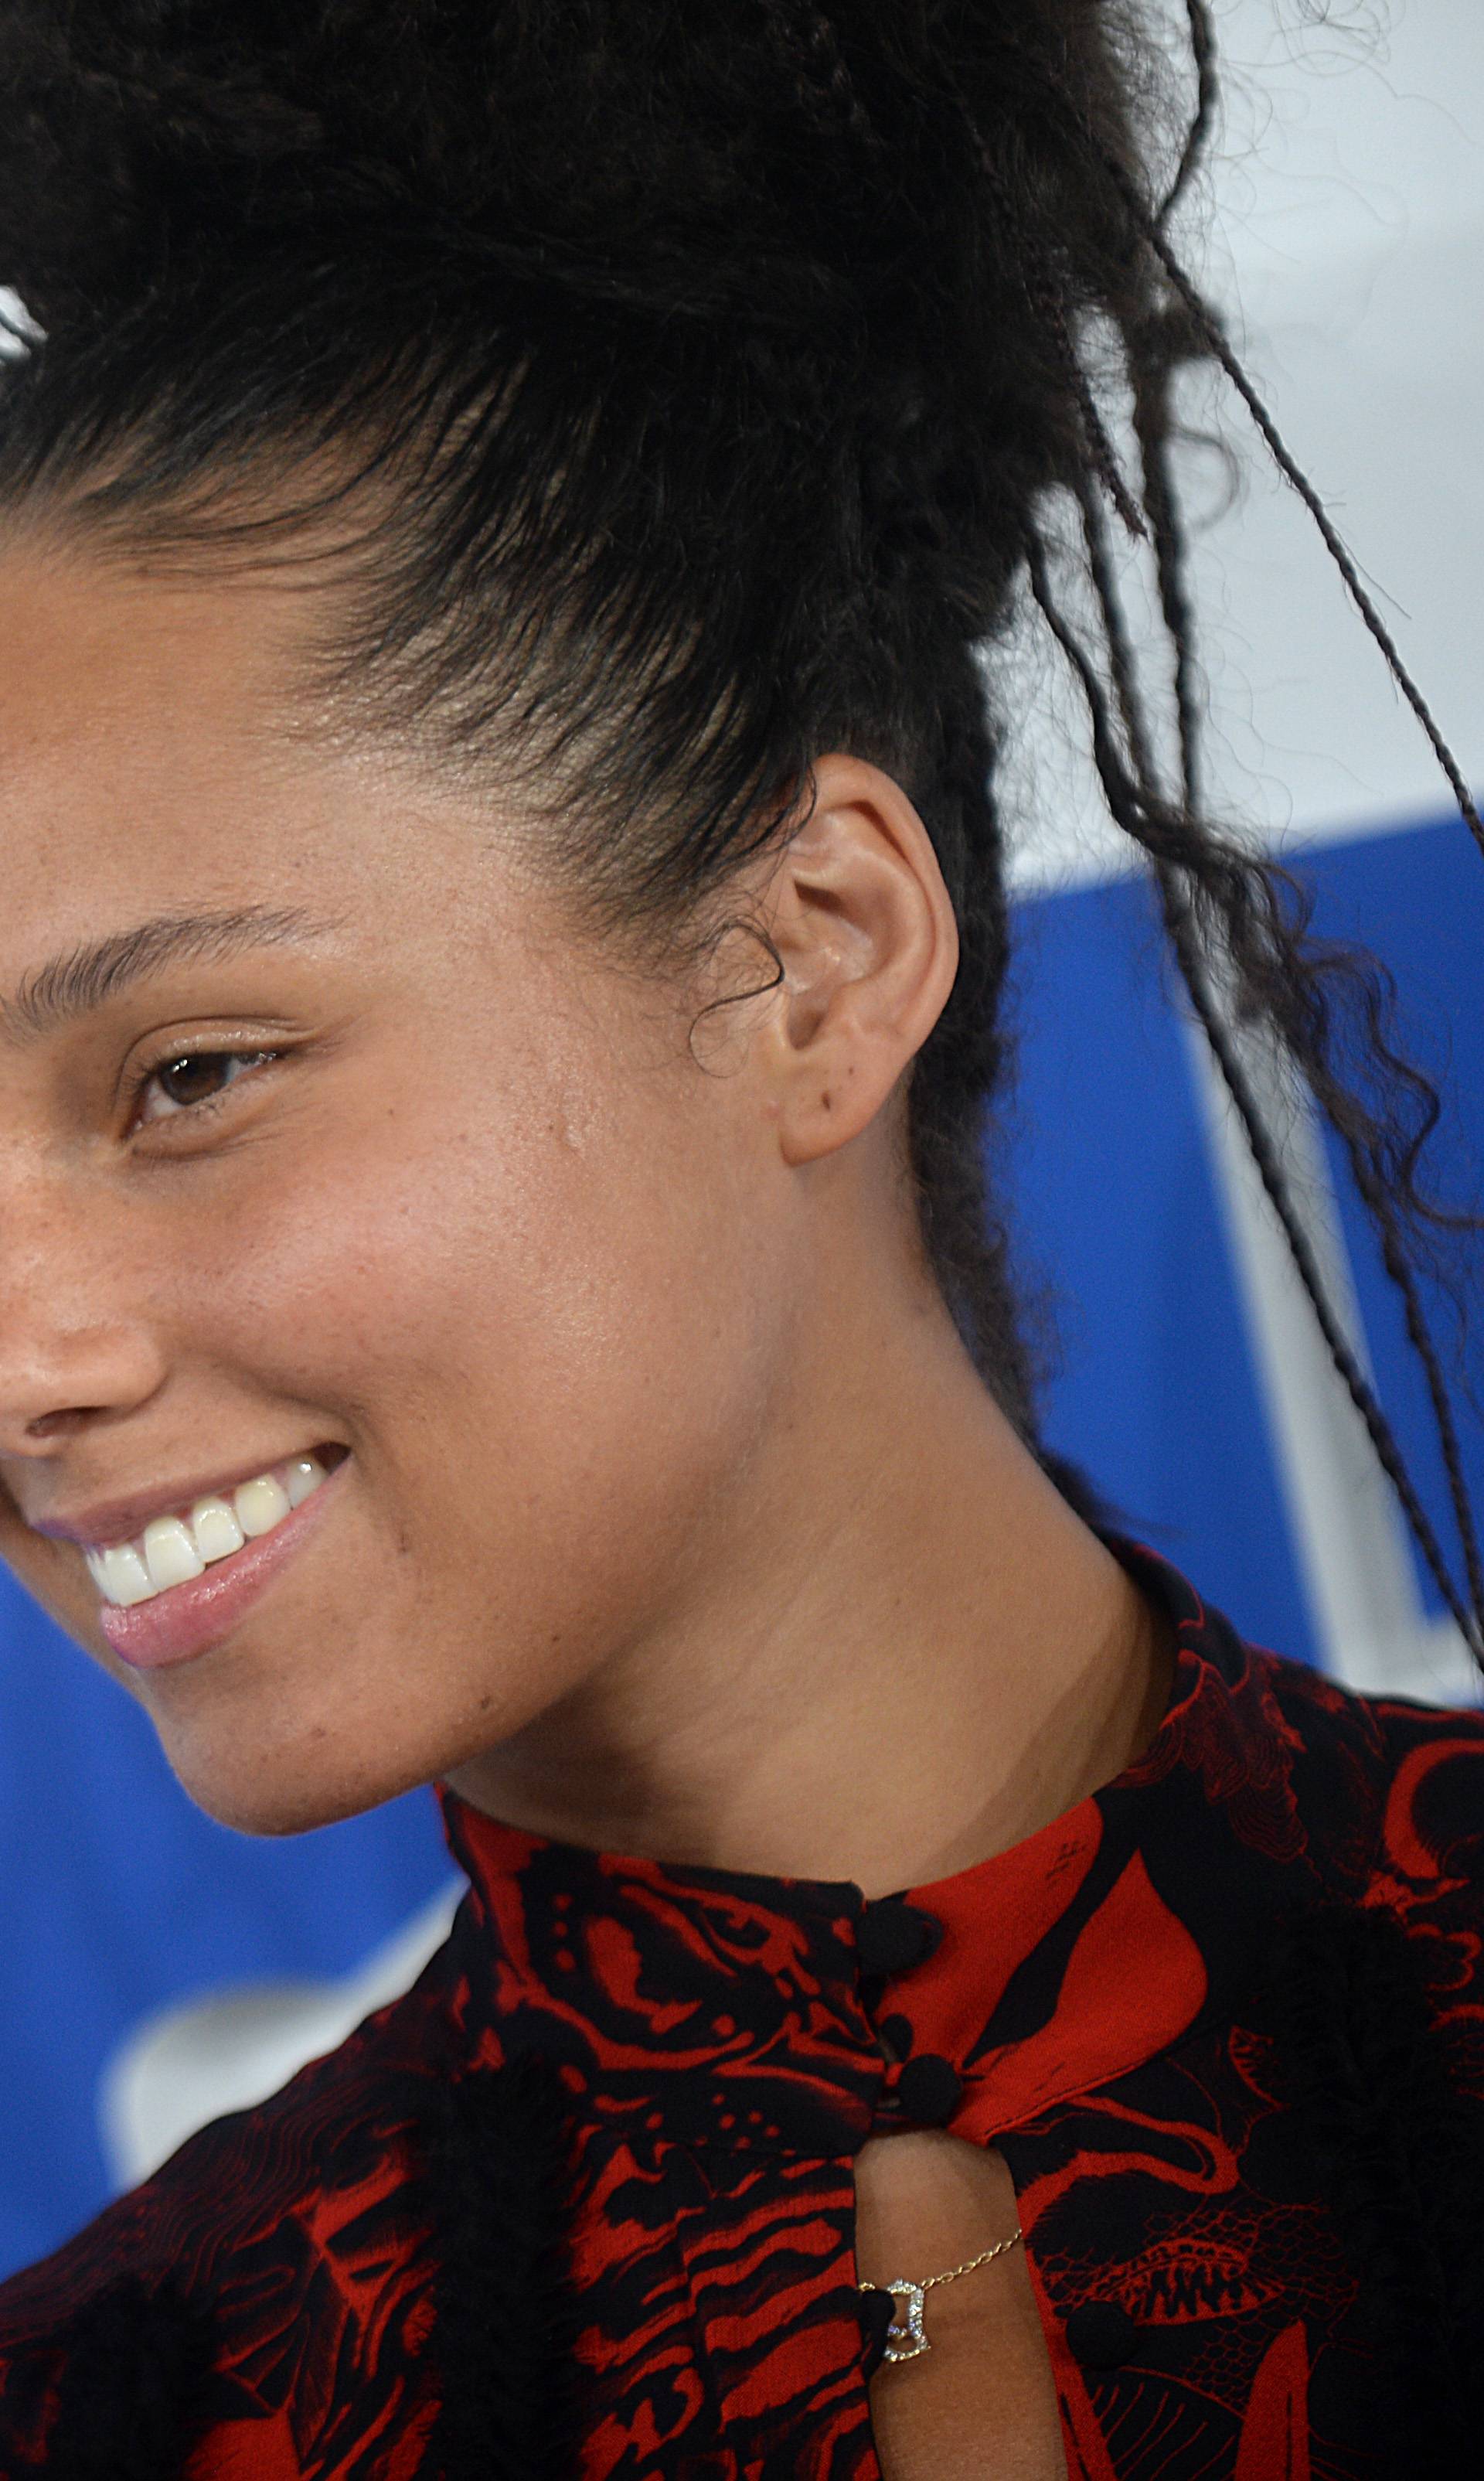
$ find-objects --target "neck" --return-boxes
[449,1259,1171,1898]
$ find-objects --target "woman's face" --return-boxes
[0,545,808,1833]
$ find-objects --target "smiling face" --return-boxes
[0,543,819,1832]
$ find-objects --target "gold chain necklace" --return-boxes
[861,2227,1024,2365]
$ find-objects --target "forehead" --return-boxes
[0,542,296,761]
[0,544,511,961]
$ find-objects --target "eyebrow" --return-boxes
[1,906,343,1044]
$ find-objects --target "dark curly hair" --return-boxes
[0,0,1478,1646]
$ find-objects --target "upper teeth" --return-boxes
[84,1455,330,1607]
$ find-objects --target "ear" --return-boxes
[756,755,958,1169]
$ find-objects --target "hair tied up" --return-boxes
[0,0,1476,1630]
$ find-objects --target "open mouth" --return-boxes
[80,1445,352,1671]
[83,1447,345,1607]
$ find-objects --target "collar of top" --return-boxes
[436,1545,1313,2156]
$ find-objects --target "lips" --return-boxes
[84,1451,333,1606]
[88,1453,349,1672]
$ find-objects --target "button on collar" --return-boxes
[893,2051,962,2125]
[1066,2301,1139,2369]
[856,1897,942,1978]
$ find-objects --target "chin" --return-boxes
[158,1714,448,1840]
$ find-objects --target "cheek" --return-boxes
[113,1021,800,1830]
[172,1050,789,1600]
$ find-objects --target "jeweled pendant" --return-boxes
[877,2278,930,2363]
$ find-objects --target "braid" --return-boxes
[1028,511,1484,1655]
[1126,319,1207,810]
[1011,17,1484,1650]
[1166,915,1484,1661]
[1159,0,1218,225]
[1125,276,1484,1645]
[1074,472,1157,794]
[1104,151,1484,857]
[1039,274,1148,543]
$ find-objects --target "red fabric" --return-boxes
[2,1542,1482,2476]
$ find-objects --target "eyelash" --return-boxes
[126,1046,282,1133]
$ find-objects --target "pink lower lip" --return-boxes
[96,1460,347,1671]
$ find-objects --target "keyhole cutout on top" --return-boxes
[854,2131,1066,2481]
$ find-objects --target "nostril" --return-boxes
[24,1408,102,1441]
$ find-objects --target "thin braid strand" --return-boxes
[1106,283,1484,1652]
[1127,341,1205,814]
[1338,1154,1484,1633]
[1101,158,1484,855]
[1166,905,1484,1661]
[1125,312,1484,1640]
[1040,279,1148,542]
[1075,476,1157,792]
[1159,0,1218,226]
[1025,521,1484,1659]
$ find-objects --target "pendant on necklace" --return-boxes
[876,2278,931,2363]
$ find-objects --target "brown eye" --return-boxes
[160,1055,233,1106]
[136,1049,275,1126]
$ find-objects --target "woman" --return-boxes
[0,2,1479,2474]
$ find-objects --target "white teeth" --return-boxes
[191,1496,245,1564]
[98,1543,153,1608]
[284,1454,326,1508]
[85,1452,335,1607]
[143,1515,205,1590]
[234,1474,291,1537]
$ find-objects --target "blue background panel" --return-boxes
[1005,866,1312,1663]
[0,1577,449,2278]
[1301,819,1484,1625]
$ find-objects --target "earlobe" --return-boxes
[763,757,958,1170]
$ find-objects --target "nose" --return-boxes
[0,1176,168,1457]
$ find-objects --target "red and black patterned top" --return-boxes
[2,1543,1484,2479]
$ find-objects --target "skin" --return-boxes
[0,538,1169,2479]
